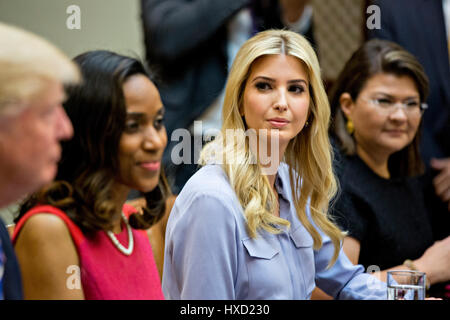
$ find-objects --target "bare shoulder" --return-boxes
[14,212,80,268]
[15,213,73,246]
[14,212,79,266]
[14,213,83,299]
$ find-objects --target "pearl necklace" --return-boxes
[106,212,134,256]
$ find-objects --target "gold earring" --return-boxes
[346,119,354,134]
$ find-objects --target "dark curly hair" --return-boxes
[17,50,170,233]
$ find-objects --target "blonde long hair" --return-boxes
[199,30,344,267]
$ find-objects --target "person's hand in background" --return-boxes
[415,236,450,285]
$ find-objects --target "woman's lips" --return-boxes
[139,161,161,171]
[385,129,407,135]
[268,118,289,128]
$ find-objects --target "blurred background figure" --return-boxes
[323,39,450,300]
[12,51,169,299]
[140,0,316,193]
[0,22,77,211]
[0,22,79,300]
[368,0,450,241]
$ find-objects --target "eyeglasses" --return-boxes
[361,97,428,116]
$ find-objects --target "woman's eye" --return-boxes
[376,98,392,106]
[289,85,305,94]
[255,82,271,91]
[154,117,164,130]
[405,100,420,108]
[125,121,139,132]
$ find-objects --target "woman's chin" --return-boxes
[136,179,160,194]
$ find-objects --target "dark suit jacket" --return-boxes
[368,0,450,164]
[0,219,23,299]
[141,0,249,140]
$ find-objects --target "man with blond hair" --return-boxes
[0,22,79,299]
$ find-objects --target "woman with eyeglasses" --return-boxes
[313,39,450,299]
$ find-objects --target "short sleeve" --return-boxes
[162,193,239,299]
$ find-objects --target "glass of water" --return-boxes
[387,270,426,300]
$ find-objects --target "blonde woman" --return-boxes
[162,30,387,299]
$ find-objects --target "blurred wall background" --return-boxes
[0,0,367,79]
[0,0,145,59]
[312,0,366,81]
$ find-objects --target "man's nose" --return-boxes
[55,105,73,141]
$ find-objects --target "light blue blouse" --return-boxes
[162,163,387,299]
